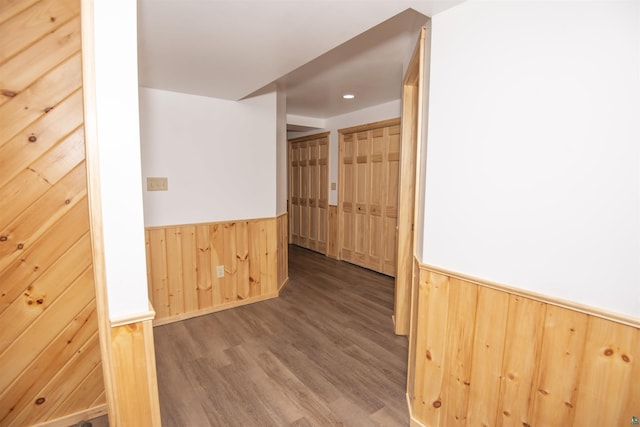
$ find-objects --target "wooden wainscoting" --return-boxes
[277,213,289,292]
[326,205,338,259]
[146,216,287,325]
[0,0,106,425]
[408,264,640,427]
[108,319,161,426]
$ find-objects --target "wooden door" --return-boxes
[288,132,329,254]
[0,0,105,424]
[338,119,400,276]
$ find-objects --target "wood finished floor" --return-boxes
[87,245,409,426]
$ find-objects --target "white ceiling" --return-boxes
[137,0,464,120]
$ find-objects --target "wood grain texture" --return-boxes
[0,1,104,424]
[338,119,400,277]
[409,265,640,427]
[145,217,286,325]
[152,245,409,426]
[395,28,425,336]
[289,132,329,255]
[109,320,161,427]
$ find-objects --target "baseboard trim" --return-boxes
[33,404,108,427]
[278,277,290,294]
[152,292,279,327]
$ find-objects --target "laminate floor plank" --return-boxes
[87,245,409,426]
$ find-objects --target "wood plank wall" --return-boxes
[145,215,288,325]
[409,265,640,427]
[276,213,289,291]
[0,0,106,425]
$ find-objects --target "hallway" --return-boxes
[153,245,409,426]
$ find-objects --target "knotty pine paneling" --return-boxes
[277,213,288,291]
[409,265,640,427]
[146,216,286,325]
[0,1,105,425]
[326,205,338,259]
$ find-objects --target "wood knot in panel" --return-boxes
[0,235,7,242]
[2,90,17,97]
[537,388,549,395]
[17,243,24,250]
[564,401,574,408]
[50,16,56,22]
[603,348,614,357]
[28,134,37,142]
[523,423,531,427]
[44,106,54,113]
[463,380,471,386]
[65,199,71,205]
[503,410,511,417]
[35,397,45,405]
[432,400,441,408]
[425,350,432,360]
[622,354,631,363]
[507,372,516,380]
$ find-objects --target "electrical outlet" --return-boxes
[331,182,337,191]
[216,265,225,278]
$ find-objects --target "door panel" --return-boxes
[338,119,400,276]
[288,132,329,254]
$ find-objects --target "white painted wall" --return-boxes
[91,0,150,321]
[423,0,640,318]
[288,100,401,206]
[139,87,278,226]
[276,85,288,215]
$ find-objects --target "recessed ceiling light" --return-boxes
[342,94,355,99]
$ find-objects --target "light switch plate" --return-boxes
[331,182,337,191]
[147,177,168,191]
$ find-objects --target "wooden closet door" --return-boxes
[288,132,329,254]
[338,119,400,276]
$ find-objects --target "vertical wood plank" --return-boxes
[195,224,212,309]
[109,321,161,427]
[165,227,184,316]
[181,225,198,313]
[223,223,237,302]
[236,221,250,300]
[148,229,169,318]
[530,305,588,426]
[413,270,450,426]
[575,316,636,426]
[440,278,478,426]
[496,295,546,426]
[266,218,278,294]
[623,327,640,427]
[248,220,262,297]
[466,286,509,427]
[210,224,224,306]
[326,205,338,259]
[277,213,288,289]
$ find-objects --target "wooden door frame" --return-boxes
[394,27,426,336]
